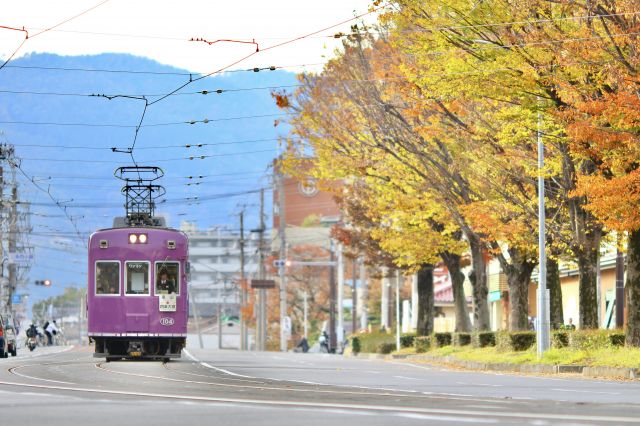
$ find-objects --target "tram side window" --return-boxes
[156,262,179,295]
[96,262,120,295]
[125,262,149,295]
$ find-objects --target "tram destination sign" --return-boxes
[251,279,276,289]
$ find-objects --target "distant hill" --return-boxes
[0,52,297,302]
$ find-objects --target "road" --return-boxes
[1,346,640,425]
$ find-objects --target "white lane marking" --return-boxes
[551,388,620,395]
[9,365,76,385]
[0,379,638,423]
[393,376,421,381]
[183,349,253,379]
[186,352,511,405]
[456,382,504,388]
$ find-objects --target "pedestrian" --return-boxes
[43,321,52,345]
[566,318,576,330]
[296,337,309,353]
[46,321,59,345]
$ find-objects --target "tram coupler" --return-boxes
[127,341,143,357]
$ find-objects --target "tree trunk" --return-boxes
[468,237,490,331]
[626,230,640,346]
[547,256,564,329]
[416,264,434,336]
[440,252,471,332]
[494,245,535,331]
[501,248,536,331]
[577,247,599,329]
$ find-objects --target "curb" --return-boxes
[347,352,640,380]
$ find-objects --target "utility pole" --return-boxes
[337,243,344,351]
[7,177,16,311]
[277,172,288,352]
[536,104,550,356]
[258,188,267,351]
[359,258,367,331]
[616,243,625,328]
[352,257,357,336]
[303,291,308,339]
[189,290,204,349]
[329,243,337,351]
[239,210,247,351]
[0,165,4,310]
[395,270,401,351]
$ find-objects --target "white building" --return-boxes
[181,222,260,317]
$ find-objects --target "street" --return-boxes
[1,346,639,425]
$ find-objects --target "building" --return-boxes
[180,221,260,317]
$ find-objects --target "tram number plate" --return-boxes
[130,351,142,357]
[159,294,177,312]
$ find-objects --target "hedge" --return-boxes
[453,332,471,347]
[472,331,496,348]
[552,331,569,348]
[351,336,361,354]
[377,342,396,354]
[569,330,626,350]
[400,334,416,348]
[433,332,452,347]
[496,331,536,352]
[352,332,395,353]
[414,336,431,353]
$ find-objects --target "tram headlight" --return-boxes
[128,234,148,244]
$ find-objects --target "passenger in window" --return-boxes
[157,270,176,294]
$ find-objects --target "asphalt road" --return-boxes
[1,346,640,425]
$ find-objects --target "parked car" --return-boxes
[0,314,8,358]
[0,314,17,357]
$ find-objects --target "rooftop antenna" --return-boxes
[115,166,165,227]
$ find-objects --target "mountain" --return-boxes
[0,52,297,302]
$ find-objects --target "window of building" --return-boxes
[125,261,150,295]
[96,261,120,295]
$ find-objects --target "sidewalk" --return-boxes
[347,352,640,380]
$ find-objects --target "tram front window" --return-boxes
[125,262,149,295]
[156,262,179,295]
[96,261,120,295]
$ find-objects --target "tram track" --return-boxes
[3,350,640,424]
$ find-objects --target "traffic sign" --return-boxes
[251,279,276,289]
[8,252,33,265]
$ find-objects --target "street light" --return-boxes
[536,100,550,356]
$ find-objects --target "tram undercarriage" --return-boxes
[92,336,185,361]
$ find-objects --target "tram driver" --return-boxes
[156,269,176,294]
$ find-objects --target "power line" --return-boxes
[0,113,286,128]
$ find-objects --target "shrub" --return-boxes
[453,332,471,346]
[377,342,396,354]
[496,331,536,352]
[552,331,569,348]
[609,332,625,347]
[414,336,431,353]
[354,332,395,353]
[433,332,452,347]
[472,331,496,348]
[400,334,416,348]
[351,336,361,354]
[569,330,626,350]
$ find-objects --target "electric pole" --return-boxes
[7,180,17,310]
[337,243,344,351]
[239,210,247,350]
[277,172,288,352]
[329,242,337,351]
[258,188,267,351]
[352,257,357,336]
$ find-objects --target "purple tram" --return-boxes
[87,224,189,361]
